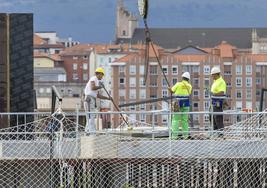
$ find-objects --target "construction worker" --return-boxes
[210,66,226,131]
[84,67,111,134]
[168,72,192,139]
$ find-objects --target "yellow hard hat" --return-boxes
[95,67,105,75]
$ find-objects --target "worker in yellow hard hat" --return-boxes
[168,72,192,139]
[83,67,111,134]
[210,66,227,132]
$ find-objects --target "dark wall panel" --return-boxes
[0,13,33,128]
[9,14,33,113]
[0,14,7,113]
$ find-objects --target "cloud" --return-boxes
[0,1,12,7]
[0,0,39,6]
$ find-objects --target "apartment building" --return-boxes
[111,42,267,130]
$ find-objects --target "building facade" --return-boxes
[111,42,267,130]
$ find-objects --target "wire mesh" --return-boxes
[0,110,266,187]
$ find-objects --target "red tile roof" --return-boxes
[34,34,47,45]
[34,52,62,61]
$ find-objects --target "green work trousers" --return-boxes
[171,106,190,139]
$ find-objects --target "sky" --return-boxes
[1,0,267,43]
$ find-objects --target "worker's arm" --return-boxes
[168,87,174,94]
[97,93,111,100]
[90,81,102,90]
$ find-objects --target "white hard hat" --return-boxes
[210,66,221,75]
[182,72,190,80]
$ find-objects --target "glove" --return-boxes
[99,82,104,88]
[98,82,105,89]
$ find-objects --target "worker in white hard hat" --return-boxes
[84,67,111,134]
[168,72,192,139]
[210,66,227,132]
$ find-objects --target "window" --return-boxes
[73,56,78,60]
[139,77,145,86]
[193,115,199,122]
[162,90,168,97]
[140,114,146,122]
[119,89,125,97]
[162,66,168,74]
[72,73,78,80]
[256,66,261,73]
[130,77,136,87]
[236,90,242,99]
[226,82,231,87]
[140,89,146,99]
[193,78,199,87]
[236,77,242,87]
[236,65,242,75]
[83,63,88,70]
[183,65,190,72]
[108,57,112,63]
[204,78,209,87]
[119,66,125,73]
[204,89,210,99]
[46,88,51,93]
[246,77,252,87]
[122,30,126,36]
[172,66,178,75]
[162,79,168,87]
[246,101,252,109]
[68,89,72,96]
[204,114,209,122]
[83,56,88,59]
[73,63,77,70]
[140,104,145,110]
[129,89,136,99]
[139,65,144,75]
[256,78,261,85]
[246,89,252,99]
[246,65,252,75]
[39,88,44,93]
[236,101,242,110]
[204,65,210,75]
[162,115,168,123]
[193,66,199,73]
[172,78,178,85]
[193,90,199,96]
[83,74,88,81]
[150,77,157,87]
[150,65,157,74]
[119,78,125,84]
[193,102,199,108]
[129,65,136,75]
[256,89,261,97]
[204,101,210,111]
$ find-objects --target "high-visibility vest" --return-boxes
[171,80,192,107]
[211,76,226,94]
[171,80,192,96]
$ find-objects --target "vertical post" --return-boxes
[168,109,172,140]
[259,89,266,112]
[211,104,214,137]
[6,14,10,127]
[75,104,79,157]
[59,119,64,188]
[152,111,155,140]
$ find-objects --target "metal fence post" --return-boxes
[152,111,155,140]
